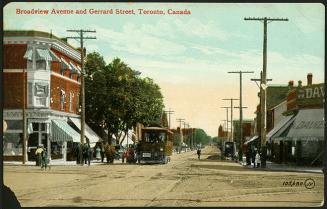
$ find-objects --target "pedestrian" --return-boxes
[255,151,261,168]
[136,143,141,164]
[41,148,49,170]
[100,143,105,163]
[88,145,92,166]
[95,146,101,161]
[197,149,201,160]
[251,147,256,167]
[35,145,44,167]
[122,149,127,163]
[83,143,88,165]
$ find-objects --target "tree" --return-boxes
[84,55,164,145]
[84,52,107,139]
[194,128,211,146]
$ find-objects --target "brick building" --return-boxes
[3,30,101,162]
[267,73,324,165]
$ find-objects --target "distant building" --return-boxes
[3,30,101,162]
[255,84,291,136]
[233,119,253,148]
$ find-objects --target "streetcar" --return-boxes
[137,127,173,164]
[221,141,237,160]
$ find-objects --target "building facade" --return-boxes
[3,30,100,162]
[268,73,324,165]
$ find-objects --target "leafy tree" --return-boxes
[194,128,211,146]
[84,55,164,144]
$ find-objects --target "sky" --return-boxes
[4,2,325,137]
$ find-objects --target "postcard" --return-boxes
[2,2,325,207]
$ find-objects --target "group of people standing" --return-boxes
[35,144,49,170]
[74,143,95,166]
[246,146,261,168]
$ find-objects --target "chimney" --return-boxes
[307,73,312,86]
[288,80,294,87]
[298,80,302,87]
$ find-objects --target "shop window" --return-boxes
[28,132,39,147]
[6,120,23,130]
[77,75,81,82]
[69,73,73,79]
[61,69,65,76]
[32,123,39,132]
[3,133,23,156]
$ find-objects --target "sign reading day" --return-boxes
[297,84,324,106]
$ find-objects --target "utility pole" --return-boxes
[164,109,174,129]
[228,71,254,161]
[176,118,185,153]
[220,120,228,142]
[244,17,288,168]
[222,98,239,142]
[22,67,27,164]
[67,29,96,165]
[234,106,248,160]
[220,107,230,141]
[251,71,272,141]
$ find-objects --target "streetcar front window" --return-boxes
[144,132,166,143]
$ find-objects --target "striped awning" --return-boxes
[36,49,53,61]
[49,50,61,62]
[61,57,72,70]
[68,118,102,147]
[69,62,81,74]
[23,48,33,60]
[51,119,81,143]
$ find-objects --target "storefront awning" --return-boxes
[49,50,61,62]
[36,49,53,61]
[244,135,259,145]
[68,118,102,147]
[286,108,324,140]
[61,57,72,70]
[23,48,33,60]
[69,62,81,74]
[267,115,296,142]
[52,119,81,143]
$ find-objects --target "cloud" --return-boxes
[174,18,230,40]
[95,23,186,56]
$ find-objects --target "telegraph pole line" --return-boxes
[251,72,272,141]
[220,107,230,141]
[220,120,228,141]
[222,98,239,142]
[245,17,288,168]
[176,118,185,153]
[228,71,254,161]
[22,67,27,164]
[67,29,96,165]
[164,109,174,129]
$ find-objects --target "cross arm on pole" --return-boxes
[244,17,288,21]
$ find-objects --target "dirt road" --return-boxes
[3,145,324,207]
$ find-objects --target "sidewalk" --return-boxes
[3,159,105,166]
[241,160,323,173]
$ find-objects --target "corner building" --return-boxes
[3,30,100,162]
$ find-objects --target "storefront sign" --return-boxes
[297,85,324,99]
[297,84,324,107]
